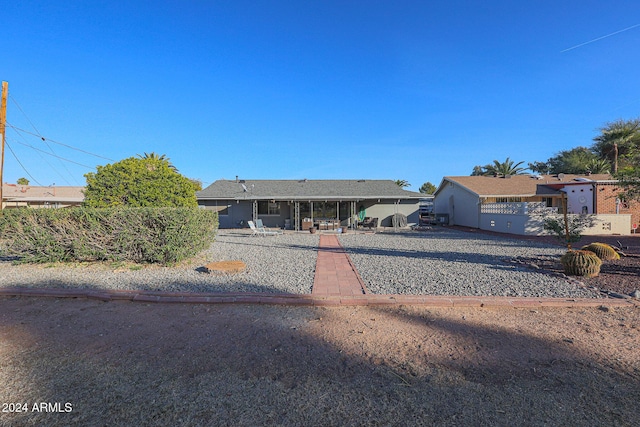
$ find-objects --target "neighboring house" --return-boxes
[434,174,639,235]
[1,184,85,209]
[196,178,423,229]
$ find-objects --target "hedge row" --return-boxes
[0,207,218,264]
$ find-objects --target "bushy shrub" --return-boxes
[0,207,218,264]
[581,242,620,261]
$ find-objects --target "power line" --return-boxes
[7,126,73,185]
[4,140,43,186]
[9,137,96,169]
[7,123,114,161]
[9,94,44,138]
[4,92,108,186]
[9,95,80,184]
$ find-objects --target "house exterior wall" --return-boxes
[2,200,82,209]
[595,183,640,231]
[199,200,252,228]
[361,199,420,227]
[199,199,419,228]
[258,203,289,228]
[479,213,631,235]
[563,184,595,214]
[434,182,480,227]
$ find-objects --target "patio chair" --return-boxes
[248,220,280,236]
[362,217,378,229]
[256,219,283,235]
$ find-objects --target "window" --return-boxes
[258,201,280,215]
[200,204,228,215]
[495,197,522,203]
[312,201,337,219]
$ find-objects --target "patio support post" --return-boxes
[294,201,300,231]
[350,201,356,229]
[252,200,258,224]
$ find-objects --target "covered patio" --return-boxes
[196,178,422,230]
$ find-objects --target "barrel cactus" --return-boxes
[581,242,620,261]
[560,250,602,277]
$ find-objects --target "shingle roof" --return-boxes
[436,174,613,197]
[197,179,423,201]
[2,184,85,202]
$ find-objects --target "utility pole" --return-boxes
[0,81,7,211]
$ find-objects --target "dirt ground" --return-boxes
[1,231,639,426]
[1,297,639,426]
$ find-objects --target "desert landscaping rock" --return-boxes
[0,231,318,295]
[0,228,612,298]
[339,228,600,298]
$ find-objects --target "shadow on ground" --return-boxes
[1,296,638,426]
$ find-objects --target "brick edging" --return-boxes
[0,287,637,308]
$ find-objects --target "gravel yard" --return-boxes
[340,228,600,298]
[0,231,318,295]
[0,228,602,298]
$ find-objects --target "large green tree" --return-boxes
[83,155,198,207]
[544,147,598,175]
[419,182,437,194]
[527,161,551,175]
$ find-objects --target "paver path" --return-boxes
[312,234,367,296]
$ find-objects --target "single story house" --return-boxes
[1,184,85,209]
[434,174,639,235]
[196,178,423,230]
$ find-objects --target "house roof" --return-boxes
[2,184,85,203]
[435,174,613,198]
[197,179,423,201]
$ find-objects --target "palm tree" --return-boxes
[394,179,410,188]
[482,157,527,176]
[592,119,640,174]
[137,152,178,172]
[585,158,611,174]
[470,165,484,176]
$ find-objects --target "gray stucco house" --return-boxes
[433,174,632,235]
[196,178,423,230]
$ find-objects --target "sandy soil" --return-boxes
[1,230,639,426]
[1,297,639,426]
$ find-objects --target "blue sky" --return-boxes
[3,1,640,191]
